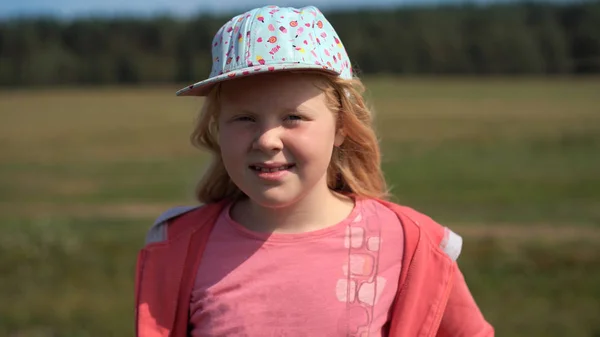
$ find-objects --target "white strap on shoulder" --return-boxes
[145,206,200,245]
[440,227,463,261]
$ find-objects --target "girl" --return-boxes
[135,5,494,337]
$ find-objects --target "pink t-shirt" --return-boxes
[190,198,404,337]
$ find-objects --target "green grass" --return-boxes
[462,238,600,337]
[0,217,140,336]
[369,77,600,225]
[383,134,600,224]
[1,77,599,336]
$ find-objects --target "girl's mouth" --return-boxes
[249,164,296,173]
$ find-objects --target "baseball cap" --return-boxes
[176,5,353,96]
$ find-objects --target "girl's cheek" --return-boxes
[220,124,244,137]
[291,124,329,143]
[220,126,253,147]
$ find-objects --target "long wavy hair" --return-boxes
[190,72,389,203]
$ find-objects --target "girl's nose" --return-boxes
[252,126,284,153]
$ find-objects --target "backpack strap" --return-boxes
[145,205,201,245]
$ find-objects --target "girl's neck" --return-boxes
[231,185,355,235]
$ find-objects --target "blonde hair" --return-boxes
[190,73,389,204]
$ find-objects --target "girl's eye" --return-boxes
[234,116,255,122]
[285,114,303,123]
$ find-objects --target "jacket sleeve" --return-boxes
[436,265,495,337]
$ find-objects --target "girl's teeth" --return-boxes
[254,165,291,172]
[260,166,286,172]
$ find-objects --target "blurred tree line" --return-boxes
[0,2,599,86]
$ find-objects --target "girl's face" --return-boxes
[218,72,344,208]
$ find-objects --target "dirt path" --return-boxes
[3,202,599,241]
[1,202,174,219]
[451,224,600,242]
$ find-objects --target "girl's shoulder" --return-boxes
[145,205,203,245]
[144,201,230,246]
[369,198,463,262]
[366,198,435,224]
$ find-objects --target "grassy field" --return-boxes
[1,77,599,336]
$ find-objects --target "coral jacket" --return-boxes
[134,199,494,337]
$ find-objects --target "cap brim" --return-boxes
[175,63,341,97]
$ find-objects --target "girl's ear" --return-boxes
[334,127,345,147]
[334,108,346,147]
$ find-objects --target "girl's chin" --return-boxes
[237,186,303,209]
[245,193,299,210]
